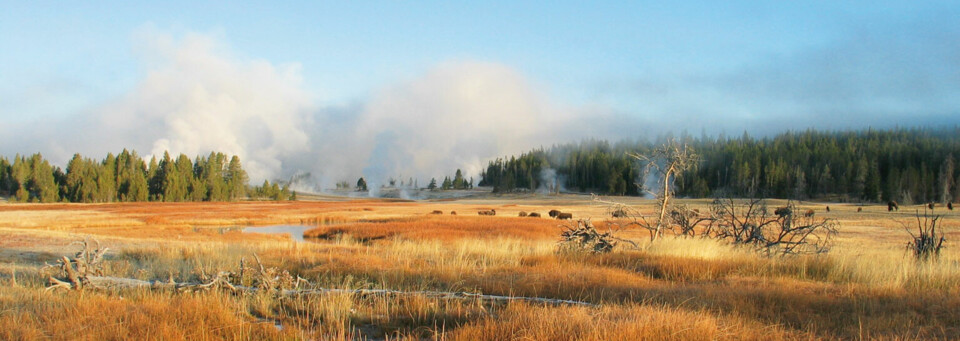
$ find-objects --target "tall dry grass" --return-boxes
[2,201,959,340]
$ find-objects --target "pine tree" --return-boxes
[356,177,368,191]
[453,169,465,189]
[0,157,12,195]
[27,154,59,202]
[939,155,954,203]
[441,176,452,190]
[225,155,248,200]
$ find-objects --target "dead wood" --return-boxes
[45,240,596,307]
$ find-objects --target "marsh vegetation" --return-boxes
[1,198,958,339]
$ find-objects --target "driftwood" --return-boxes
[46,240,595,307]
[48,275,594,306]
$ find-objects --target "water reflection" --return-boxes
[241,225,314,242]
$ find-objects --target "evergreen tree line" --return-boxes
[0,150,290,202]
[479,128,960,204]
[426,169,474,191]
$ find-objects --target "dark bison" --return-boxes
[611,208,627,218]
[887,201,899,212]
[528,212,541,218]
[518,211,528,217]
[804,209,815,218]
[774,207,792,218]
[927,203,935,210]
[857,207,863,212]
[478,209,496,216]
[949,202,954,210]
[548,209,561,218]
[556,212,573,220]
[431,210,443,215]
[825,206,830,212]
[450,211,457,215]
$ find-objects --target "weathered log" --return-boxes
[47,275,596,307]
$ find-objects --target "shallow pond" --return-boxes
[241,225,315,242]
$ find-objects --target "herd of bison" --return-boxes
[430,208,574,219]
[428,201,955,220]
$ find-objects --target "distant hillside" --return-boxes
[479,127,960,204]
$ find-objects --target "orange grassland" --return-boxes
[1,195,959,340]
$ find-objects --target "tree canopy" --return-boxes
[0,151,279,203]
[479,128,960,204]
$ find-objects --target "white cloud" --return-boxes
[15,28,315,181]
[0,28,615,189]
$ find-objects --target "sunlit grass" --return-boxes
[1,199,958,339]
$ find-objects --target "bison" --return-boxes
[611,208,627,218]
[774,207,792,218]
[949,202,954,211]
[528,212,541,217]
[888,201,899,212]
[857,207,862,213]
[548,209,561,218]
[927,203,935,210]
[556,212,573,220]
[518,211,528,217]
[825,206,830,212]
[478,209,496,216]
[431,210,443,215]
[450,211,457,215]
[804,209,815,218]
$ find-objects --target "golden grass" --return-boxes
[304,215,562,241]
[1,198,958,340]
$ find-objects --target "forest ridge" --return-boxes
[479,127,960,204]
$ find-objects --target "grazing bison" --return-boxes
[857,207,863,213]
[431,210,443,215]
[826,206,830,212]
[528,212,541,218]
[611,208,627,218]
[949,202,954,210]
[804,209,815,218]
[450,211,457,215]
[548,209,561,218]
[774,207,792,218]
[887,201,899,212]
[518,211,528,217]
[478,209,496,216]
[556,212,573,220]
[927,203,935,210]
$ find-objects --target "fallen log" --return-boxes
[45,240,596,307]
[48,274,596,307]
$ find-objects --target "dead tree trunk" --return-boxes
[45,241,597,307]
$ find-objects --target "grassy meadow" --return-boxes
[1,196,959,340]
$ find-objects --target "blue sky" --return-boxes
[1,1,958,182]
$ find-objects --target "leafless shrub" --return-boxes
[668,204,712,237]
[903,210,945,261]
[558,219,636,253]
[708,198,838,255]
